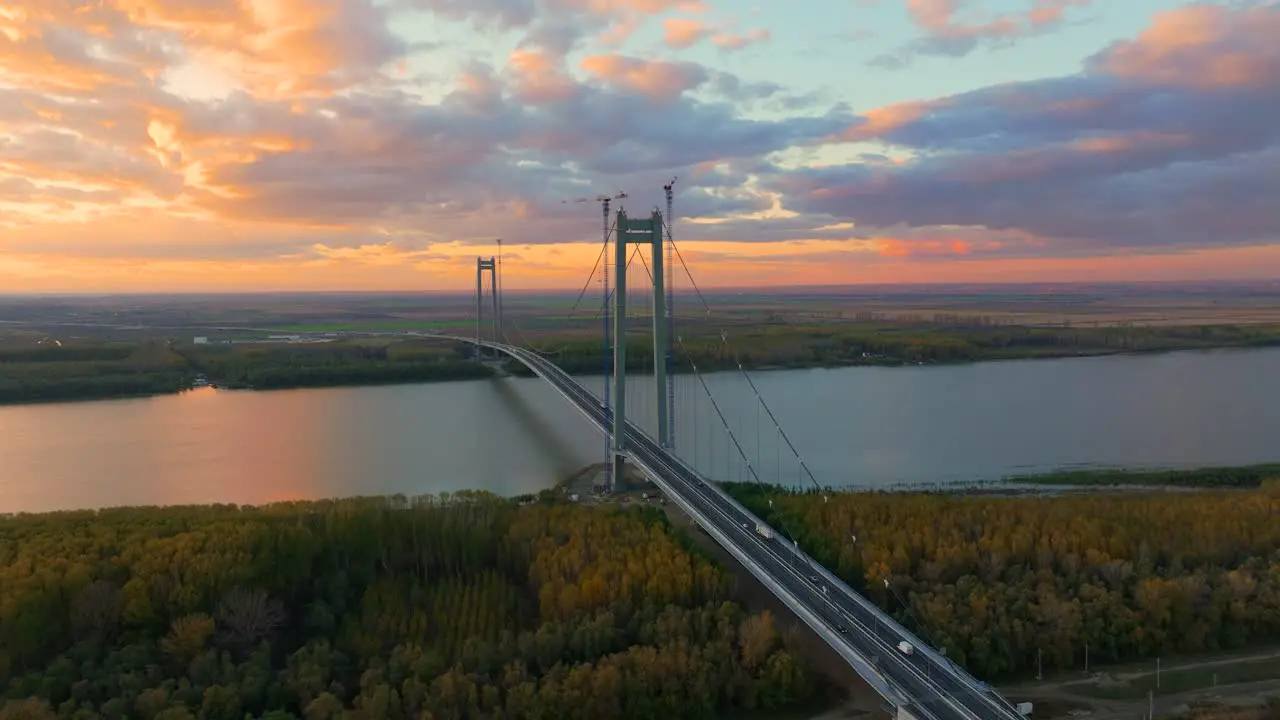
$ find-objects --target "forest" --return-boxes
[518,321,1280,376]
[0,341,192,405]
[178,341,491,390]
[0,496,818,719]
[725,481,1280,682]
[0,339,491,405]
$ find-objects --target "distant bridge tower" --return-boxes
[475,256,501,360]
[609,207,670,491]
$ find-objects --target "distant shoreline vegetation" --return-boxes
[508,321,1280,377]
[2,322,1280,405]
[722,463,1280,496]
[1002,463,1280,489]
[0,338,494,406]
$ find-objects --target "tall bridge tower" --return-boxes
[609,207,671,491]
[475,256,501,360]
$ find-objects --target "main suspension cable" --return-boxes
[667,239,974,682]
[671,239,829,497]
[564,240,608,323]
[635,251,814,565]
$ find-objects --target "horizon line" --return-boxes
[0,278,1277,298]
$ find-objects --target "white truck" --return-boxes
[897,641,915,656]
[755,522,774,540]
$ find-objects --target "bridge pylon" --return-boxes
[609,207,669,491]
[475,256,501,360]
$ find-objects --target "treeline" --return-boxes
[746,322,1280,365]
[179,342,491,389]
[509,339,736,377]
[0,342,191,404]
[725,482,1280,681]
[1009,464,1280,488]
[0,496,817,719]
[519,322,1280,375]
[0,340,494,405]
[1175,701,1280,720]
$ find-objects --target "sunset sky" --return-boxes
[2,0,1278,292]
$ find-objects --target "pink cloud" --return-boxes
[710,28,770,52]
[834,99,950,143]
[507,48,578,105]
[876,0,1092,65]
[875,238,973,258]
[579,54,707,101]
[662,17,711,49]
[1097,3,1280,89]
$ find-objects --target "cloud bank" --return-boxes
[0,0,1277,290]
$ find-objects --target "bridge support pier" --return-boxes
[475,257,500,360]
[608,208,669,491]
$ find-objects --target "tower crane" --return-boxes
[562,192,629,214]
[562,191,629,279]
[561,191,629,455]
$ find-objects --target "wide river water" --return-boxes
[2,348,1279,513]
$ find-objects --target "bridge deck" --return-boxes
[448,336,1025,720]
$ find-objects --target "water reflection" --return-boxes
[1,347,1279,513]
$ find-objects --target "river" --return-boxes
[2,348,1278,513]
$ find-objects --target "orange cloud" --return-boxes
[835,99,946,143]
[579,54,706,101]
[710,28,770,52]
[874,238,973,258]
[507,48,578,104]
[661,17,768,52]
[1099,3,1280,89]
[906,0,1089,39]
[662,18,710,49]
[0,20,153,92]
[905,0,954,31]
[5,0,404,101]
[1070,132,1189,155]
[566,0,705,14]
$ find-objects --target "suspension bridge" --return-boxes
[443,188,1030,720]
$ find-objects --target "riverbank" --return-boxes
[0,336,494,405]
[1004,463,1280,489]
[508,321,1280,377]
[6,323,1280,405]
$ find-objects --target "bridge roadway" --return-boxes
[453,336,1025,720]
